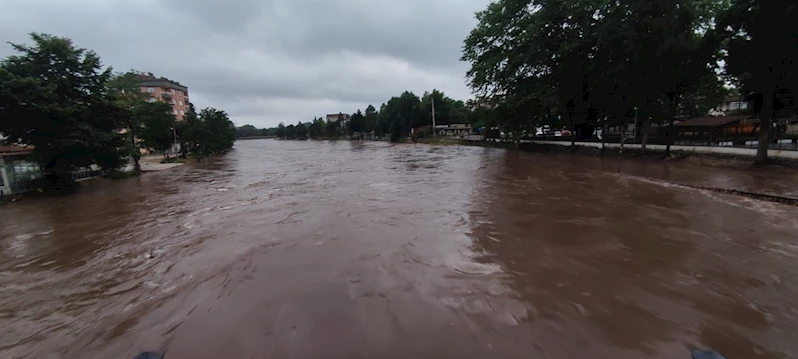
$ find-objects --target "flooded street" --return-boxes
[2,139,798,359]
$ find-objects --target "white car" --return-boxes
[554,131,562,137]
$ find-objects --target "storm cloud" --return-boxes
[0,0,488,127]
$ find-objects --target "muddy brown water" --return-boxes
[1,140,797,359]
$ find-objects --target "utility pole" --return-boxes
[431,97,437,136]
[171,126,177,158]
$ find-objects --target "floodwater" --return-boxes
[1,140,798,359]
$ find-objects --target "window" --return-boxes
[147,87,154,93]
[173,109,178,115]
[177,91,182,96]
[148,98,156,103]
[178,100,183,105]
[180,110,185,115]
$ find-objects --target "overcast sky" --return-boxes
[1,0,489,128]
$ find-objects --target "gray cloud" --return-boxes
[0,0,488,128]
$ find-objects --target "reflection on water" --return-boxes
[1,140,796,359]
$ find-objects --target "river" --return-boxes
[1,139,797,359]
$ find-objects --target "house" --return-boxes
[435,123,472,137]
[326,113,351,127]
[709,95,751,117]
[0,145,39,196]
[675,115,758,145]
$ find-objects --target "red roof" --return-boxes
[0,144,33,156]
[675,115,750,128]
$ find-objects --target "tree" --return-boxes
[375,103,389,138]
[295,121,308,139]
[383,91,421,142]
[180,106,235,159]
[178,103,199,158]
[325,118,341,138]
[236,124,260,138]
[463,0,728,150]
[462,0,584,141]
[308,117,327,139]
[137,101,176,158]
[198,107,236,156]
[276,122,286,138]
[349,109,366,140]
[365,105,378,136]
[108,71,149,172]
[721,0,798,164]
[0,33,127,192]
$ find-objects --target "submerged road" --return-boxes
[1,139,797,358]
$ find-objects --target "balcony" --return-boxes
[161,91,173,99]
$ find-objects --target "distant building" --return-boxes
[434,124,472,137]
[0,144,38,196]
[326,113,351,127]
[136,73,189,121]
[710,95,751,117]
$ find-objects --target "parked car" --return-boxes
[554,131,562,137]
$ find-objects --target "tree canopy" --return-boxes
[0,33,238,191]
[461,0,774,155]
[720,0,798,163]
[0,33,127,188]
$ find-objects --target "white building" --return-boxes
[326,113,351,128]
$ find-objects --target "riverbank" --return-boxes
[443,138,798,172]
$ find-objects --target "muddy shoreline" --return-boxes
[447,139,798,172]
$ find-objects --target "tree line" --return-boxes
[462,0,797,164]
[0,33,236,191]
[238,89,478,142]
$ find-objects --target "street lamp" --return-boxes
[170,126,177,157]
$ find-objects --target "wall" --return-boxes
[140,85,189,121]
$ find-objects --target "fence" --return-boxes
[0,158,106,196]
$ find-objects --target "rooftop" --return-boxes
[136,72,188,91]
[675,115,751,128]
[0,144,33,157]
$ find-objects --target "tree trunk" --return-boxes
[180,139,188,159]
[641,118,651,153]
[132,154,141,173]
[664,93,679,157]
[130,133,141,173]
[664,118,676,157]
[755,87,775,165]
[571,125,576,146]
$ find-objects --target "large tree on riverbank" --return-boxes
[349,110,366,139]
[383,91,421,142]
[137,102,177,156]
[462,0,729,152]
[108,71,149,172]
[720,0,798,165]
[0,33,127,190]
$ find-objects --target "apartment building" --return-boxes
[136,73,189,121]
